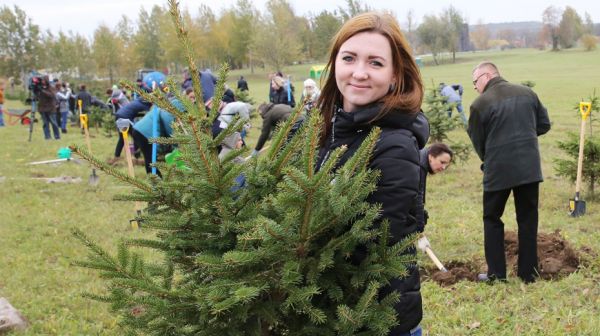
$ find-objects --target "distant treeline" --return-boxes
[0,1,597,84]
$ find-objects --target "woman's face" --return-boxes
[304,84,315,96]
[428,152,452,174]
[187,91,196,102]
[335,31,395,112]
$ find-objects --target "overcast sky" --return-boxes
[5,0,599,38]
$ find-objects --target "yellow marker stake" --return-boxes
[77,99,83,129]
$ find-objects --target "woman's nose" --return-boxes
[352,64,368,80]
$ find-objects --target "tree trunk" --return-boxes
[552,35,559,51]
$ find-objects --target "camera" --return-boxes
[28,75,45,94]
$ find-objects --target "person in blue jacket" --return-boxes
[131,72,182,176]
[439,82,466,125]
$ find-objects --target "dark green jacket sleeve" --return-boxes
[468,104,486,161]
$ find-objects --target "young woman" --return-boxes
[316,12,429,336]
[417,143,453,230]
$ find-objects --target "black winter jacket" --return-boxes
[270,86,295,108]
[75,90,93,113]
[317,104,429,333]
[37,86,57,113]
[468,77,551,191]
[416,148,431,229]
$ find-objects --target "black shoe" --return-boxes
[62,129,67,133]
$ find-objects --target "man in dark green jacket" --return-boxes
[252,103,304,156]
[468,62,551,284]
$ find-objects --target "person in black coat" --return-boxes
[75,84,92,114]
[416,143,453,230]
[269,75,295,108]
[237,76,249,91]
[316,12,429,336]
[37,76,60,140]
[468,61,551,284]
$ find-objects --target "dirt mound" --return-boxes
[423,261,480,286]
[424,230,586,286]
[506,229,580,280]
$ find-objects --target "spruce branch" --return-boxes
[339,127,381,178]
[302,112,323,178]
[267,104,304,163]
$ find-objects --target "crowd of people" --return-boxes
[26,76,109,140]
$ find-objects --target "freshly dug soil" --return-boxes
[423,230,586,286]
[506,229,580,280]
[426,260,480,286]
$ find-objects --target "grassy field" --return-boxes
[1,48,600,335]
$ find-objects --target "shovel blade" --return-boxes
[88,169,100,186]
[569,199,586,217]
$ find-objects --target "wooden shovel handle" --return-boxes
[425,247,447,272]
[83,123,93,155]
[575,117,586,195]
[122,131,136,179]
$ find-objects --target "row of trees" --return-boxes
[542,6,597,51]
[0,0,367,85]
[0,1,597,86]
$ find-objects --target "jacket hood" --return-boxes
[258,103,274,117]
[335,103,429,149]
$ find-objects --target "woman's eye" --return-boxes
[370,60,383,67]
[341,55,354,62]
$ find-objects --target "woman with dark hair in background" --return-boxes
[417,143,453,230]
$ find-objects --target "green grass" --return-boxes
[1,48,600,335]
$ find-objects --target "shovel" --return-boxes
[117,118,143,229]
[80,106,99,186]
[569,101,592,217]
[417,235,448,272]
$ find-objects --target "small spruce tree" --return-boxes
[555,92,600,197]
[69,1,415,335]
[422,83,471,162]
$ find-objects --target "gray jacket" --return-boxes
[468,76,551,191]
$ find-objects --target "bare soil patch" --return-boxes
[423,230,590,286]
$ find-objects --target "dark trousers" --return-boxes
[41,112,60,139]
[114,127,139,158]
[483,182,539,282]
[132,129,161,177]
